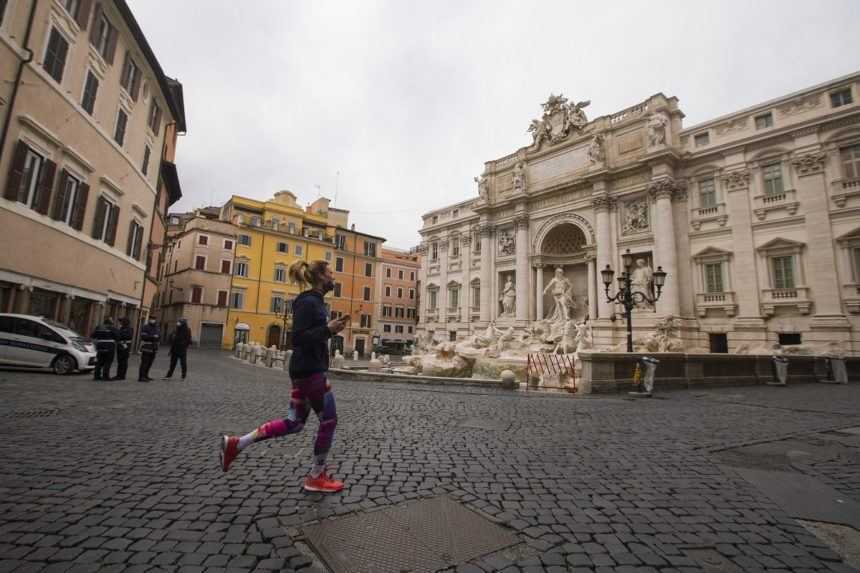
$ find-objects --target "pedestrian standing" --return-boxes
[138,316,160,382]
[113,317,133,380]
[163,318,192,380]
[220,259,349,493]
[91,317,118,381]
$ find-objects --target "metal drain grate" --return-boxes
[9,408,60,418]
[301,495,518,573]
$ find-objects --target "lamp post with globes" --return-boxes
[601,249,667,353]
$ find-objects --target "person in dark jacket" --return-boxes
[138,316,160,382]
[163,318,192,380]
[220,259,348,493]
[91,317,118,381]
[112,317,134,380]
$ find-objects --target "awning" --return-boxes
[235,323,250,331]
[161,161,182,206]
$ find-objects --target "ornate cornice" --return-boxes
[460,234,472,246]
[722,169,751,192]
[478,224,494,238]
[792,151,827,177]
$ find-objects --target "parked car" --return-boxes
[0,314,97,374]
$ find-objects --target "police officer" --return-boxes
[91,317,119,381]
[164,318,192,380]
[138,316,160,382]
[113,317,134,380]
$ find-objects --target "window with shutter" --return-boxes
[148,101,162,135]
[90,8,114,60]
[104,204,119,245]
[120,52,140,99]
[335,257,344,272]
[363,286,371,301]
[217,290,228,307]
[220,260,231,274]
[195,256,206,270]
[4,141,28,201]
[132,222,143,260]
[8,145,45,207]
[81,71,99,115]
[75,0,93,29]
[91,197,107,239]
[43,28,69,84]
[141,145,151,175]
[365,263,372,277]
[191,286,202,304]
[33,159,56,215]
[70,183,89,230]
[114,109,128,146]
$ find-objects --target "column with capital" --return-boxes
[62,295,74,325]
[438,238,449,325]
[479,224,492,323]
[587,258,597,320]
[649,178,680,316]
[535,264,544,320]
[461,235,471,324]
[514,214,529,322]
[15,285,33,314]
[593,195,612,319]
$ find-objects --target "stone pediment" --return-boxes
[756,237,805,253]
[835,226,860,242]
[692,246,733,260]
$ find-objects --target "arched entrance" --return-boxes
[266,324,281,348]
[534,221,595,322]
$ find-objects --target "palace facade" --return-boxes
[417,72,860,353]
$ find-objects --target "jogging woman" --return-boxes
[220,259,349,493]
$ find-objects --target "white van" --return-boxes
[0,314,97,374]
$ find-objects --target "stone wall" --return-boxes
[579,352,855,394]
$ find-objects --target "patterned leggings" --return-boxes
[254,373,337,460]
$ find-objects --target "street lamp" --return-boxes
[601,249,667,353]
[280,299,293,350]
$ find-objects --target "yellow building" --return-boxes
[219,191,337,349]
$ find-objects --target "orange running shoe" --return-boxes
[220,436,239,472]
[303,471,344,493]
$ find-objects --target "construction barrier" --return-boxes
[526,353,577,393]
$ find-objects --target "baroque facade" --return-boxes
[417,72,860,353]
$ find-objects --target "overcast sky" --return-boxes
[128,0,858,250]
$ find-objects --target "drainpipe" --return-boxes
[0,0,38,163]
[135,121,176,351]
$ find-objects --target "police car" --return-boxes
[0,314,97,374]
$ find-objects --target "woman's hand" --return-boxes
[328,315,349,334]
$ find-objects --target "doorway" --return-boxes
[709,333,728,353]
[355,337,366,358]
[267,324,282,348]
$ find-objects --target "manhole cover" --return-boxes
[457,418,509,431]
[301,495,518,573]
[9,408,60,418]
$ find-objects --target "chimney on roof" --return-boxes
[351,223,355,230]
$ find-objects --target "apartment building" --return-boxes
[159,210,235,347]
[0,0,184,338]
[377,246,419,352]
[219,192,335,349]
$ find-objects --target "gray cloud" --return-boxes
[129,0,859,249]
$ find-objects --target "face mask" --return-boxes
[322,279,335,293]
[177,321,182,327]
[148,320,156,325]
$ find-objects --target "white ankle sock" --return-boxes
[237,431,257,450]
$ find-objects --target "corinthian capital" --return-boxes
[647,177,681,202]
[514,213,530,230]
[591,195,611,212]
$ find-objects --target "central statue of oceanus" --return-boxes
[543,267,575,322]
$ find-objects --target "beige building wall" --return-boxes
[0,0,182,337]
[159,216,236,347]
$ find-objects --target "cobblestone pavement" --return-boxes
[1,351,859,573]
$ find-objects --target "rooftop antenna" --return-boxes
[334,170,340,207]
[314,184,321,198]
